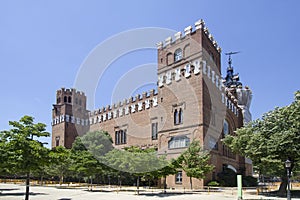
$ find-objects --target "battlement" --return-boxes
[156,19,221,53]
[57,88,85,96]
[88,89,158,125]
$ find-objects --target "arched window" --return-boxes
[68,96,72,103]
[174,48,182,62]
[223,120,229,136]
[64,96,67,103]
[167,53,173,65]
[179,108,183,124]
[174,109,178,125]
[57,97,61,104]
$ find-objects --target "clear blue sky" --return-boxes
[1,0,300,147]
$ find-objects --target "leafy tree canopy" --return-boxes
[0,115,50,174]
[224,91,300,177]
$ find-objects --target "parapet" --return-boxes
[88,89,158,122]
[156,19,221,53]
[57,87,86,97]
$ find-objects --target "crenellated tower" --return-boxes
[51,88,89,148]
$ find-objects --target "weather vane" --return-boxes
[225,51,240,68]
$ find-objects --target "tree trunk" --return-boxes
[278,176,287,196]
[90,177,93,191]
[137,176,140,195]
[25,172,30,200]
[163,175,167,193]
[190,176,193,190]
[59,175,63,185]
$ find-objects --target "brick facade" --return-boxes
[52,19,253,188]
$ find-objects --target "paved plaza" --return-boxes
[0,183,293,200]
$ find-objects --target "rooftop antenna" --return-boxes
[225,51,240,68]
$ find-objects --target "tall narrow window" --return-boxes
[68,96,72,103]
[151,122,158,140]
[175,171,183,184]
[179,108,183,124]
[174,109,178,125]
[115,131,119,145]
[120,130,124,144]
[64,96,67,103]
[55,136,60,147]
[223,120,229,136]
[123,130,127,144]
[174,48,182,62]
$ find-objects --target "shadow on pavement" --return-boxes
[139,192,195,197]
[0,192,47,196]
[261,190,300,199]
[0,188,19,191]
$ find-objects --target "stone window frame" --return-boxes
[115,129,127,145]
[174,48,183,62]
[173,102,185,125]
[175,171,183,184]
[151,121,158,140]
[168,135,190,149]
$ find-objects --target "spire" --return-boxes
[223,51,242,88]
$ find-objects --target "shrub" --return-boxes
[207,181,220,187]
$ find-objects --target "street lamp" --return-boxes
[285,159,292,200]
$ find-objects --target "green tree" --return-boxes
[70,131,112,190]
[178,140,214,190]
[0,115,49,200]
[48,146,72,185]
[104,146,166,194]
[223,91,300,195]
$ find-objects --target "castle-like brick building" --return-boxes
[52,19,253,188]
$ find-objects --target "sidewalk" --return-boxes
[0,183,292,200]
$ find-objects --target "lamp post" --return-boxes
[285,159,292,200]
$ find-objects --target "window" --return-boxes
[174,48,182,62]
[79,99,82,106]
[115,129,127,145]
[174,108,183,125]
[68,96,72,103]
[151,122,158,140]
[168,136,190,149]
[223,120,229,136]
[57,97,61,104]
[55,136,60,147]
[64,96,67,103]
[174,109,178,124]
[179,108,183,124]
[175,171,183,184]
